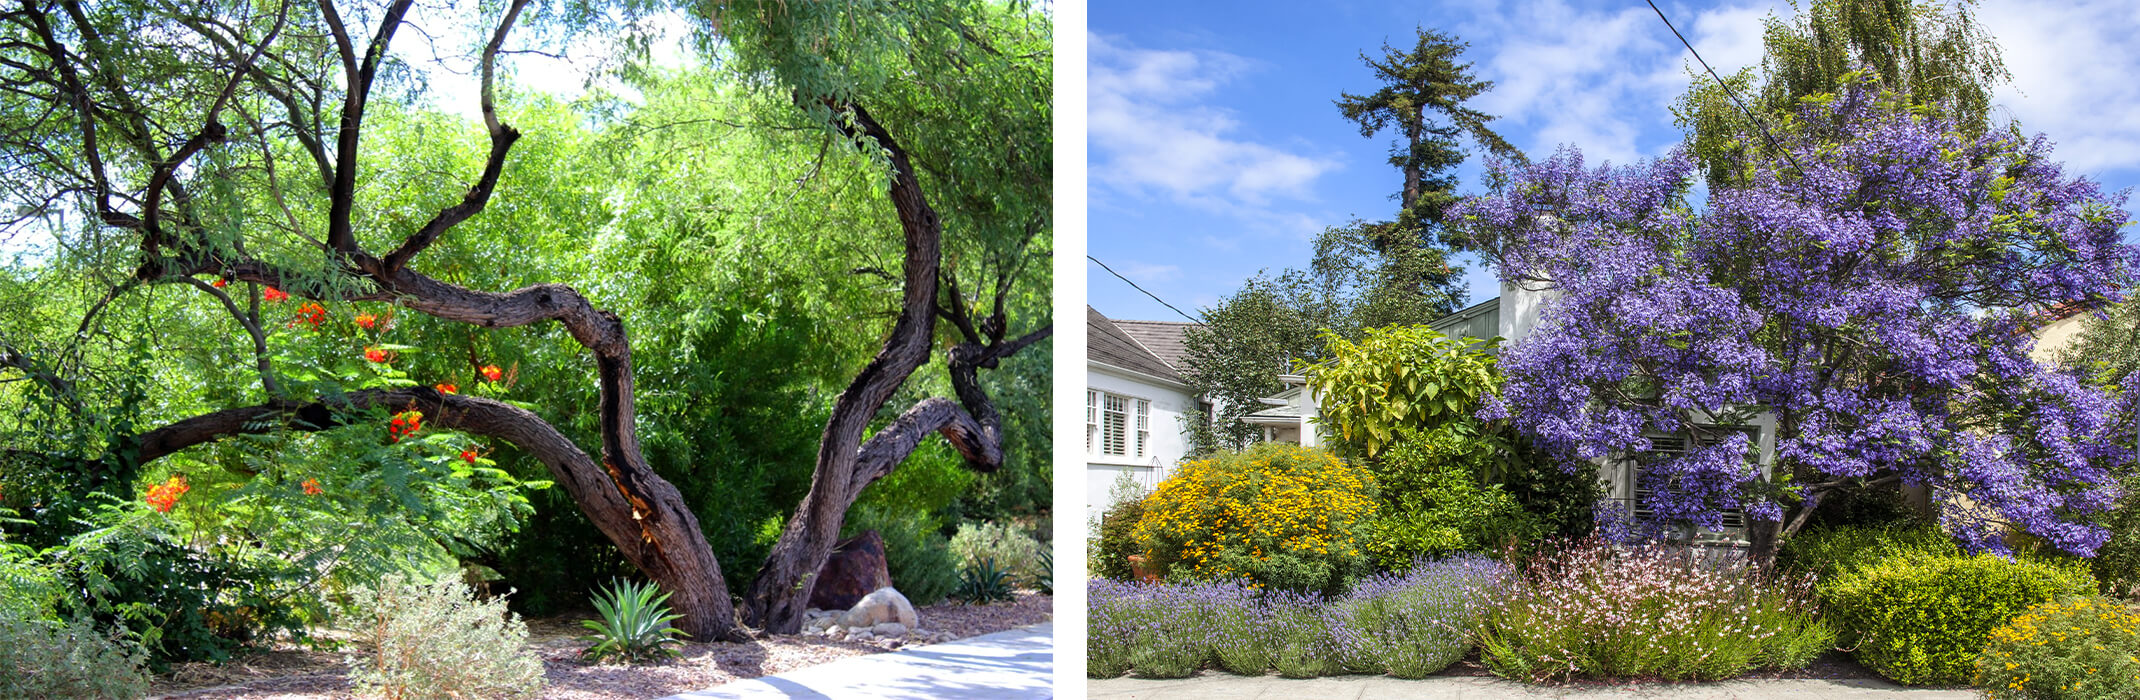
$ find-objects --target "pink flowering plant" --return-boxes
[1476,538,1833,682]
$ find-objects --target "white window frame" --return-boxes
[1088,390,1150,458]
[1624,425,1760,533]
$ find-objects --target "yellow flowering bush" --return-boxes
[1133,443,1376,594]
[1975,596,2140,699]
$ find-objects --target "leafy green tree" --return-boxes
[1179,271,1336,453]
[1674,0,2009,190]
[0,0,1050,641]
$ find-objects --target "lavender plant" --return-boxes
[1452,77,2138,565]
[1266,590,1348,678]
[1343,555,1512,678]
[1476,538,1833,682]
[1085,579,1222,678]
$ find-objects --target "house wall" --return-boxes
[1086,364,1196,523]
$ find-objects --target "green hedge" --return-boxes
[1824,551,2095,686]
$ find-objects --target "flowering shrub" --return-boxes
[291,302,327,329]
[1134,443,1375,594]
[1975,595,2140,699]
[365,346,391,364]
[143,475,189,513]
[1477,538,1833,682]
[1086,556,1509,680]
[356,312,378,330]
[1085,579,1222,678]
[1340,555,1510,678]
[480,364,504,383]
[262,286,288,302]
[1825,551,2095,685]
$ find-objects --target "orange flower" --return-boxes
[434,383,457,394]
[292,302,327,329]
[263,287,288,302]
[145,475,190,513]
[212,278,228,288]
[461,449,479,465]
[480,364,503,383]
[364,346,389,364]
[355,313,377,330]
[387,410,423,441]
[301,478,323,496]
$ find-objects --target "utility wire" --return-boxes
[1645,0,1809,180]
[1088,255,1203,324]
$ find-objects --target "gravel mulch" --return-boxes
[149,591,1052,699]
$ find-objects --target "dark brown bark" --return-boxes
[744,102,959,634]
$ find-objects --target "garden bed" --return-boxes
[148,591,1051,699]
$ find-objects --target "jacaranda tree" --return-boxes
[1454,80,2137,566]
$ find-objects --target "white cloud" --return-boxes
[1118,261,1181,284]
[1454,0,1674,166]
[1979,0,2140,179]
[1089,33,1341,209]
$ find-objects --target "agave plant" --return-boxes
[580,578,688,664]
[953,557,1016,605]
[1034,549,1053,595]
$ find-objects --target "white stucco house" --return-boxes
[1085,306,1204,522]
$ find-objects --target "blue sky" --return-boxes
[1086,0,2140,324]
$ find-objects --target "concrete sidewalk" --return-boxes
[1089,673,1983,699]
[662,622,1053,700]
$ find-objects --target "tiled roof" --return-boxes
[1112,319,1198,373]
[1088,306,1183,383]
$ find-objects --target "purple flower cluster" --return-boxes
[1452,80,2137,556]
[1085,556,1513,679]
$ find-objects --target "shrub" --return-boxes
[347,575,544,700]
[2087,472,2140,599]
[1091,483,1147,581]
[579,579,686,664]
[1134,443,1375,594]
[1084,579,1225,679]
[1360,428,1539,568]
[1824,551,2095,686]
[1975,595,2140,699]
[1477,538,1833,683]
[1266,590,1348,678]
[949,521,1044,587]
[0,613,148,699]
[1340,555,1511,678]
[1779,522,1960,582]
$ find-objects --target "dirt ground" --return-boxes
[148,591,1052,700]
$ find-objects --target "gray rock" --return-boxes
[836,586,919,629]
[871,622,908,637]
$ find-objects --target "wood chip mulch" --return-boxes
[148,591,1052,700]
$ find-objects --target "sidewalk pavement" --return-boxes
[1089,672,1984,699]
[661,622,1053,700]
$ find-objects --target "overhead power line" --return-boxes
[1087,255,1203,324]
[1645,0,1809,180]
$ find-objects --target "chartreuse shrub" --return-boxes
[1778,522,1959,582]
[0,613,148,699]
[1824,551,2095,686]
[1477,539,1832,682]
[1133,443,1375,595]
[1975,595,2140,699]
[1360,427,1538,569]
[348,574,544,700]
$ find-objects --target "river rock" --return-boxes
[808,531,892,611]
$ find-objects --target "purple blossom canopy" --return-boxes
[1452,84,2138,556]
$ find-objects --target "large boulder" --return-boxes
[808,530,891,611]
[837,586,919,630]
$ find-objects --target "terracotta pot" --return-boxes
[1126,554,1162,583]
